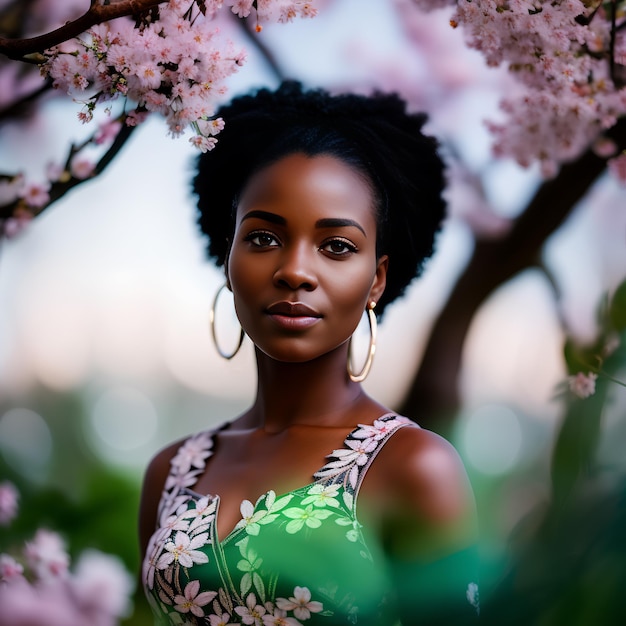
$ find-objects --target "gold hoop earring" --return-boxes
[210,283,245,360]
[347,301,377,383]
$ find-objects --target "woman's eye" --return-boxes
[247,232,279,247]
[321,239,357,256]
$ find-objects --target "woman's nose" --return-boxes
[273,244,318,291]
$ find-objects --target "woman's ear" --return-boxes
[369,255,389,305]
[224,242,232,290]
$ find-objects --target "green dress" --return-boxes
[143,414,480,625]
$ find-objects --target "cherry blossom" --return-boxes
[69,550,134,624]
[413,0,626,178]
[23,529,70,581]
[0,175,24,207]
[0,540,133,626]
[0,481,19,525]
[157,530,210,569]
[569,371,598,399]
[608,153,626,185]
[0,554,24,583]
[40,0,319,152]
[234,592,267,625]
[18,181,51,209]
[275,586,323,621]
[70,158,96,180]
[173,579,217,617]
[208,613,239,626]
[262,608,302,626]
[0,580,84,626]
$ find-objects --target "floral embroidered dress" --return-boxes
[143,414,479,625]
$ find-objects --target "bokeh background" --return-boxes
[1,1,626,623]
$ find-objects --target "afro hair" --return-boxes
[192,80,446,317]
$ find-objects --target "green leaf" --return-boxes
[240,572,251,596]
[609,278,626,331]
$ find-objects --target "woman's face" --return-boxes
[227,153,388,364]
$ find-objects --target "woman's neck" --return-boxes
[248,344,367,433]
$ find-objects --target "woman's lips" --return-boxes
[265,301,322,330]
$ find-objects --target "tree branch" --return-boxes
[0,117,138,222]
[398,117,626,432]
[0,78,53,122]
[231,11,285,81]
[0,0,168,61]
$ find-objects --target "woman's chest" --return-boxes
[191,427,366,539]
[144,487,394,625]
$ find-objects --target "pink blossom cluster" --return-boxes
[414,0,626,179]
[42,0,317,153]
[0,482,19,525]
[0,529,133,626]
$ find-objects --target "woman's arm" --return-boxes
[380,427,480,624]
[138,439,183,562]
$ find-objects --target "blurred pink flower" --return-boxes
[0,554,24,583]
[18,182,51,209]
[0,579,83,626]
[0,481,19,525]
[94,120,123,145]
[0,175,23,207]
[607,154,626,186]
[24,530,70,581]
[569,372,598,399]
[69,550,135,624]
[2,215,33,240]
[70,158,95,180]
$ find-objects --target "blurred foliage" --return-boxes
[0,388,153,624]
[480,278,626,625]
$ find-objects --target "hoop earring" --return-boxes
[347,301,377,383]
[210,283,245,360]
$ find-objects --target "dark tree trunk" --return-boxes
[399,118,626,433]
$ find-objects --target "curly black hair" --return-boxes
[192,80,446,317]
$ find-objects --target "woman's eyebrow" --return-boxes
[240,210,286,225]
[315,218,366,236]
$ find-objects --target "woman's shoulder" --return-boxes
[373,416,477,554]
[138,421,227,557]
[143,437,186,483]
[143,419,229,480]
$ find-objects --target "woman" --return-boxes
[139,81,479,625]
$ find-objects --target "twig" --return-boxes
[0,117,139,221]
[0,78,53,122]
[232,11,285,81]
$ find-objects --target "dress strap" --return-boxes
[313,413,417,515]
[156,423,226,523]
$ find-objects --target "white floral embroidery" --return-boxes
[282,505,333,534]
[157,531,210,569]
[234,592,267,625]
[276,586,323,620]
[466,581,480,614]
[234,499,271,536]
[171,432,214,474]
[301,484,341,508]
[173,580,217,617]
